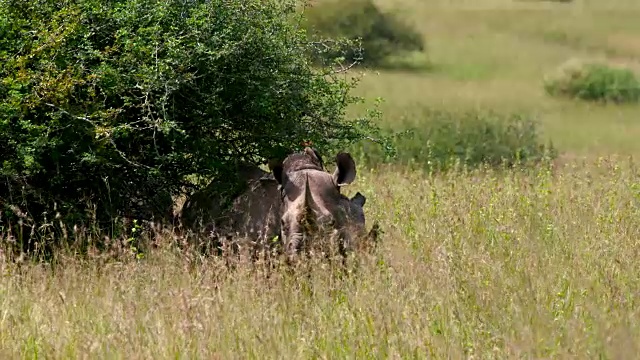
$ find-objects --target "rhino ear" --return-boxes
[333,152,356,186]
[268,158,285,185]
[351,192,366,207]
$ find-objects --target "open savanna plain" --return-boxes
[2,0,640,358]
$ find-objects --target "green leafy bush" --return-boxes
[0,0,388,255]
[352,109,556,172]
[304,0,425,68]
[544,60,640,103]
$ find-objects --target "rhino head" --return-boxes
[269,147,364,259]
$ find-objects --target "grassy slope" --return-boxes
[3,160,640,358]
[3,1,640,358]
[351,0,640,155]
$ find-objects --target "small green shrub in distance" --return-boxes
[352,109,556,171]
[544,60,640,103]
[304,0,425,68]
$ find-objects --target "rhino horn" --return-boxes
[300,173,318,232]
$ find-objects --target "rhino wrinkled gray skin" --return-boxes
[179,154,372,257]
[179,164,281,250]
[220,168,281,249]
[269,147,368,260]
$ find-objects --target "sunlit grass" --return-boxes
[2,158,640,358]
[3,0,640,358]
[342,0,640,155]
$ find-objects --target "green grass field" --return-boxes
[353,0,640,156]
[2,0,640,358]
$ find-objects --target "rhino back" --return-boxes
[223,177,282,242]
[179,164,272,231]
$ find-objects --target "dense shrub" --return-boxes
[544,60,640,103]
[0,0,388,255]
[304,0,425,67]
[352,109,556,172]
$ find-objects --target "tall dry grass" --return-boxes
[3,0,640,358]
[2,157,640,358]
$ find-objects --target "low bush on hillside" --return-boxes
[544,60,640,103]
[303,0,426,68]
[352,109,556,171]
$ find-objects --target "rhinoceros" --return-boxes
[178,156,374,258]
[178,163,272,233]
[178,163,279,253]
[268,147,372,261]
